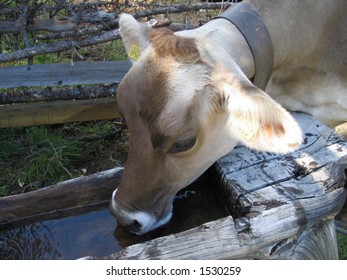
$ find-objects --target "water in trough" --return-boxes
[0,172,229,260]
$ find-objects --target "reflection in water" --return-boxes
[0,223,61,259]
[0,209,117,260]
[0,171,228,259]
[114,172,229,247]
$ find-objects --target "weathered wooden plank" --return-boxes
[0,167,123,227]
[0,60,131,88]
[97,187,344,260]
[245,159,347,209]
[216,113,339,179]
[214,113,347,214]
[0,84,119,104]
[274,219,338,259]
[0,97,121,128]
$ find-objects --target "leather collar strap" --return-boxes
[213,3,274,90]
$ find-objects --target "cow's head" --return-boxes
[110,14,302,235]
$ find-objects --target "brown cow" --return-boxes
[110,0,347,234]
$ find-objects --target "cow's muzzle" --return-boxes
[109,189,173,235]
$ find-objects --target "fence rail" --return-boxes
[0,60,131,88]
[0,60,130,128]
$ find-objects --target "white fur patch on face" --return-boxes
[110,189,173,235]
[111,189,118,211]
[130,211,172,235]
[157,63,210,133]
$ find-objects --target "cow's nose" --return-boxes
[113,211,145,233]
[127,219,142,233]
[109,203,159,235]
[109,189,172,235]
[109,189,154,235]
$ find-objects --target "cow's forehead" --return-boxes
[119,53,211,135]
[118,55,169,119]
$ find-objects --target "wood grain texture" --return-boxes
[0,168,123,227]
[0,61,129,127]
[0,97,121,128]
[273,219,338,260]
[0,60,131,88]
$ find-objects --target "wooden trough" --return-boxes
[0,112,346,259]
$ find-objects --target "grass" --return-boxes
[0,121,128,197]
[2,40,127,67]
[21,127,82,187]
[337,233,347,260]
[0,126,81,195]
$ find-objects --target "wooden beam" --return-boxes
[0,84,119,104]
[275,220,338,259]
[0,168,123,227]
[0,97,121,128]
[0,60,131,88]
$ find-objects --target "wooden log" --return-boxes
[0,61,130,127]
[91,113,347,259]
[0,167,123,227]
[0,11,117,34]
[0,2,227,35]
[273,219,338,259]
[0,84,119,104]
[215,113,347,215]
[0,97,121,128]
[0,60,131,89]
[99,190,345,260]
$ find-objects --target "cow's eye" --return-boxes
[168,136,196,154]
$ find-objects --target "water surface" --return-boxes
[0,172,228,259]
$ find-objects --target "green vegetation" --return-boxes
[20,126,82,187]
[337,233,347,260]
[0,121,128,197]
[3,40,127,67]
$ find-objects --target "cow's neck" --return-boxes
[178,20,255,80]
[178,3,276,89]
[212,3,274,90]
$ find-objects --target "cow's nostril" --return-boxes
[132,219,141,228]
[128,219,142,233]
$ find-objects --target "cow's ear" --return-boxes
[212,69,302,154]
[119,14,152,64]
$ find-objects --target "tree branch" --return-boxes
[0,29,120,63]
[133,2,232,18]
[0,2,232,63]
